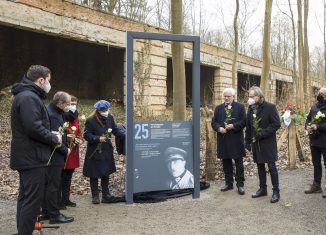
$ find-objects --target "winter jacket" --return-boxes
[10,77,59,170]
[305,102,326,148]
[47,103,69,167]
[64,118,81,169]
[83,114,125,178]
[211,101,246,159]
[245,101,281,164]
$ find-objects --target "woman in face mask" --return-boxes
[58,95,81,209]
[83,100,125,204]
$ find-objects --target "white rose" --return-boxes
[63,122,69,128]
[80,114,86,120]
[108,128,112,133]
[71,126,77,132]
[228,105,232,109]
[253,114,256,118]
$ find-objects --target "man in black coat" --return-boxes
[304,87,326,198]
[212,88,246,195]
[43,91,74,224]
[245,86,281,203]
[10,65,62,235]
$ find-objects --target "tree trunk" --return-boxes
[171,0,186,120]
[93,0,101,9]
[231,0,240,88]
[260,0,273,98]
[297,0,305,107]
[288,0,297,104]
[303,0,310,109]
[108,0,118,14]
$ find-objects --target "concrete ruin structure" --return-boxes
[0,0,325,115]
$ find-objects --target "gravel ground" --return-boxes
[1,167,326,235]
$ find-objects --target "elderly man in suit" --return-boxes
[211,87,246,195]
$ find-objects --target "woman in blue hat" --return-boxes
[83,100,125,204]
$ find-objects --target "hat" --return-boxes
[164,147,187,162]
[94,100,110,110]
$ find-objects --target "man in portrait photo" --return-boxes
[164,147,194,190]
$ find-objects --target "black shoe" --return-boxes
[49,213,74,224]
[252,188,268,198]
[220,184,233,192]
[102,195,117,203]
[270,191,280,203]
[38,213,50,221]
[237,186,245,195]
[64,200,77,207]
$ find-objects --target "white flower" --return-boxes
[80,114,86,120]
[227,105,232,109]
[253,114,256,118]
[108,128,112,133]
[63,122,69,128]
[71,126,77,132]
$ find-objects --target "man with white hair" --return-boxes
[304,87,326,198]
[212,87,246,195]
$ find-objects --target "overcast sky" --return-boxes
[200,0,325,48]
[145,0,325,50]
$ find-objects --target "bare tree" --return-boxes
[232,0,240,88]
[297,0,305,105]
[171,0,186,120]
[260,0,273,97]
[303,0,310,107]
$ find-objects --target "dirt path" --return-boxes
[1,168,326,235]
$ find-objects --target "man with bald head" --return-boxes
[305,87,326,198]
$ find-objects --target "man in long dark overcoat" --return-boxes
[212,88,246,195]
[245,86,281,203]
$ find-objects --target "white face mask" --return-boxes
[63,105,70,113]
[68,105,77,113]
[247,97,255,106]
[43,81,51,94]
[99,111,109,117]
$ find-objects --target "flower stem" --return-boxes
[47,145,59,166]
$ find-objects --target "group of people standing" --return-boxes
[10,65,124,235]
[9,65,326,235]
[212,86,281,203]
[212,85,326,204]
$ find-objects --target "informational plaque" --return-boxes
[133,121,193,193]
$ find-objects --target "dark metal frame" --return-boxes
[126,31,200,204]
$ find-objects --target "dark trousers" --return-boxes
[90,177,109,198]
[42,166,62,218]
[17,167,45,235]
[310,146,326,183]
[59,169,75,204]
[257,162,279,192]
[222,158,245,187]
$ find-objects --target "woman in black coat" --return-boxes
[245,86,281,203]
[211,88,246,195]
[83,100,125,204]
